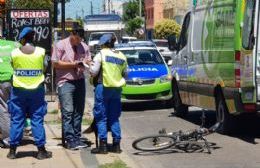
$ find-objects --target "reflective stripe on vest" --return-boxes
[101,49,127,87]
[12,47,45,89]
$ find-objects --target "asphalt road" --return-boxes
[120,102,260,168]
[85,80,260,168]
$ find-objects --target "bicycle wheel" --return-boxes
[175,141,203,153]
[132,135,176,152]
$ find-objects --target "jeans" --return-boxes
[8,85,47,147]
[93,84,122,142]
[58,79,86,142]
[0,82,11,140]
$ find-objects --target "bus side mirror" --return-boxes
[168,35,177,51]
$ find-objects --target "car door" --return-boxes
[172,12,191,104]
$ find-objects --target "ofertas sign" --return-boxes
[7,9,51,53]
[7,9,54,95]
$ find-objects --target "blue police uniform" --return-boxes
[90,34,127,153]
[8,27,47,147]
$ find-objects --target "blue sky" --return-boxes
[60,0,128,19]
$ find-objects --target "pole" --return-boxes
[53,0,58,28]
[108,0,110,14]
[91,1,93,15]
[61,0,66,147]
[61,0,65,39]
[81,8,84,19]
[139,0,142,17]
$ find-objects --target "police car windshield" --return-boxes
[120,49,164,66]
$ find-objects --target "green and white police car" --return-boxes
[115,41,172,102]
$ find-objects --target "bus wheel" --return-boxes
[172,81,188,117]
[215,93,233,134]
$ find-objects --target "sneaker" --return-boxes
[3,138,10,148]
[80,137,92,147]
[76,140,88,149]
[66,141,78,150]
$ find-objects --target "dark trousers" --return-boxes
[0,82,11,140]
[58,79,86,142]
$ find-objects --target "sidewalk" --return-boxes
[0,97,138,168]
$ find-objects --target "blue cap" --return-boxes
[98,34,113,45]
[19,27,34,41]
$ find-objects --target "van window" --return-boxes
[178,12,190,50]
[192,9,205,51]
[242,0,255,50]
[192,3,235,51]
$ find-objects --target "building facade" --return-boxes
[163,0,190,24]
[144,0,164,39]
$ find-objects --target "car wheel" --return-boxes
[172,80,188,117]
[215,93,234,134]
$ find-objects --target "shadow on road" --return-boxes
[170,110,260,144]
[122,100,173,112]
[133,142,220,156]
[16,151,38,159]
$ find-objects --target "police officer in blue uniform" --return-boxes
[89,34,127,154]
[7,27,52,160]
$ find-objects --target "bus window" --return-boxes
[242,0,255,50]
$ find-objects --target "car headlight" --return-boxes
[160,74,172,83]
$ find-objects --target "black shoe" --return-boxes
[80,137,92,147]
[66,140,79,150]
[91,140,108,154]
[111,142,122,153]
[76,140,88,149]
[7,146,17,159]
[37,146,52,160]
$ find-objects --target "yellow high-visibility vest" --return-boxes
[100,48,127,87]
[12,47,45,89]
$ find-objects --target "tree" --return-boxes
[5,0,70,10]
[125,17,143,36]
[123,0,144,36]
[6,0,53,9]
[154,19,181,39]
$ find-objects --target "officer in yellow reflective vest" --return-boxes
[7,27,52,160]
[88,34,127,154]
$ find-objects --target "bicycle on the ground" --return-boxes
[132,111,219,154]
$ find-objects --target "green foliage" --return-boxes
[99,160,128,168]
[154,19,181,39]
[5,0,70,10]
[76,18,84,27]
[126,17,143,36]
[7,0,53,9]
[123,0,144,36]
[123,0,139,21]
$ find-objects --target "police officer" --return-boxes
[0,39,20,148]
[7,27,52,160]
[88,34,127,154]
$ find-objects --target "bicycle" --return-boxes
[132,111,219,154]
